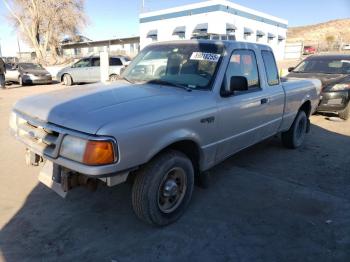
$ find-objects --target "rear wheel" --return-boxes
[132,150,194,226]
[281,110,308,149]
[63,74,73,86]
[339,103,350,120]
[109,74,119,82]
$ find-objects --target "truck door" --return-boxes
[215,49,277,161]
[259,50,285,136]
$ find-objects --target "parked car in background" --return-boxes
[10,40,321,226]
[343,44,350,50]
[303,46,317,55]
[5,63,52,86]
[57,55,130,85]
[287,54,350,120]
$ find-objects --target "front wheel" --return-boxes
[63,74,73,86]
[281,110,308,149]
[339,103,350,120]
[132,150,194,226]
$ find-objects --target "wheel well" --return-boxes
[61,73,70,82]
[157,140,201,176]
[299,101,311,117]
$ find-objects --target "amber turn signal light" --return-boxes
[83,140,115,165]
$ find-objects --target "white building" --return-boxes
[61,36,140,59]
[139,0,288,60]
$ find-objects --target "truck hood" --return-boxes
[286,72,349,90]
[14,82,206,134]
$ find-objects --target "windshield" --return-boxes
[19,63,43,70]
[293,59,350,74]
[122,43,224,90]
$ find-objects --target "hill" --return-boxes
[287,19,350,47]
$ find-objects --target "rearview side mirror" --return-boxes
[288,67,295,72]
[230,76,248,92]
[221,76,249,97]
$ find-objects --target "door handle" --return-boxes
[261,98,269,104]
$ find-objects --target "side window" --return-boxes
[261,50,279,86]
[110,58,122,66]
[74,58,90,68]
[225,49,260,90]
[91,57,100,67]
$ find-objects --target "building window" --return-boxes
[173,26,186,39]
[256,30,265,42]
[192,23,208,39]
[268,33,276,44]
[244,27,253,41]
[147,30,158,42]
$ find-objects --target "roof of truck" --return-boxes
[147,39,272,50]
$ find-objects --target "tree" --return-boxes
[3,0,86,64]
[325,35,335,50]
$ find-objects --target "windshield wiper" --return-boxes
[147,79,192,92]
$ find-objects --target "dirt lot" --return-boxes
[0,84,349,262]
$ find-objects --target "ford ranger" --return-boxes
[9,40,321,226]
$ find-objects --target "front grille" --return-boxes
[16,118,63,158]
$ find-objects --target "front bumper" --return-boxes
[317,90,350,112]
[10,110,122,177]
[22,75,52,85]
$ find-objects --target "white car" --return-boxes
[343,44,350,50]
[56,55,131,85]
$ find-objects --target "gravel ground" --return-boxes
[0,84,349,262]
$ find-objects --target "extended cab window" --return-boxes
[261,50,279,86]
[225,49,260,90]
[110,58,122,66]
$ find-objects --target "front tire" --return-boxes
[339,103,350,120]
[132,150,194,226]
[281,110,308,149]
[63,74,73,86]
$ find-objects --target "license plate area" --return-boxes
[38,161,67,198]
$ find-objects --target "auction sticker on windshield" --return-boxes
[190,52,221,62]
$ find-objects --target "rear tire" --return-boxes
[132,150,194,226]
[63,74,73,86]
[339,103,350,120]
[109,74,119,82]
[281,110,308,149]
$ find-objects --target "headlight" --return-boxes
[9,111,17,132]
[60,135,116,165]
[330,83,350,91]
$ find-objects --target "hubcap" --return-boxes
[157,167,187,214]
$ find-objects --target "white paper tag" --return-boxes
[190,52,221,62]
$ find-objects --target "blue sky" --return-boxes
[1,0,350,56]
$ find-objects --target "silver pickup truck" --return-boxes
[9,40,321,226]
